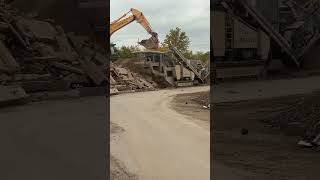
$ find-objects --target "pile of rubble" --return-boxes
[110,62,157,95]
[0,5,157,105]
[0,4,111,104]
[262,91,320,148]
[191,92,210,109]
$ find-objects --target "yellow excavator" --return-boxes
[110,8,159,50]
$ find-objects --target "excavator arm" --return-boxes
[110,8,159,49]
[110,10,135,36]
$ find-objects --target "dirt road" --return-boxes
[110,86,210,180]
[0,96,107,180]
[213,98,320,180]
[214,76,320,103]
[213,76,320,179]
[171,91,251,180]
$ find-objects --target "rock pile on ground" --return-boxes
[0,5,156,105]
[191,91,210,108]
[262,91,320,142]
[110,62,157,95]
[0,5,109,103]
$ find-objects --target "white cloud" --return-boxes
[110,0,210,52]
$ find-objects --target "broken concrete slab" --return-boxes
[0,22,9,32]
[0,41,19,73]
[63,73,89,84]
[23,56,60,62]
[7,22,28,47]
[67,33,106,85]
[67,32,88,50]
[93,52,108,65]
[133,79,144,89]
[115,67,128,75]
[110,75,116,85]
[13,73,51,81]
[127,72,134,80]
[109,60,158,93]
[0,66,10,73]
[23,63,46,74]
[31,42,56,56]
[0,74,11,81]
[55,26,75,52]
[0,85,29,106]
[55,26,78,62]
[51,62,84,74]
[312,133,320,146]
[110,88,119,95]
[138,78,154,89]
[117,89,136,94]
[15,18,58,42]
[298,140,313,148]
[55,51,78,62]
[115,84,131,91]
[0,34,6,41]
[79,58,105,85]
[82,46,96,58]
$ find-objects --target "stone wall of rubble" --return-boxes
[110,62,157,95]
[261,91,320,147]
[11,0,105,36]
[0,5,156,105]
[0,6,107,87]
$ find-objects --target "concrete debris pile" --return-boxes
[191,92,210,109]
[261,91,320,148]
[110,62,157,95]
[0,5,108,104]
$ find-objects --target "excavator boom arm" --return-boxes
[130,8,153,34]
[110,8,159,49]
[110,15,135,36]
[110,8,156,37]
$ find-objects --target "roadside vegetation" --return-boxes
[112,27,210,64]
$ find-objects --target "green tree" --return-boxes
[192,51,210,64]
[117,45,140,59]
[162,27,191,55]
[111,44,120,61]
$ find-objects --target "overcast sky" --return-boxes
[110,0,210,52]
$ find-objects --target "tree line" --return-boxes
[112,27,210,64]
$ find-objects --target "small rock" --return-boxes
[298,140,313,148]
[241,128,249,135]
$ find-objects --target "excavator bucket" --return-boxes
[139,33,159,49]
[139,38,159,49]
